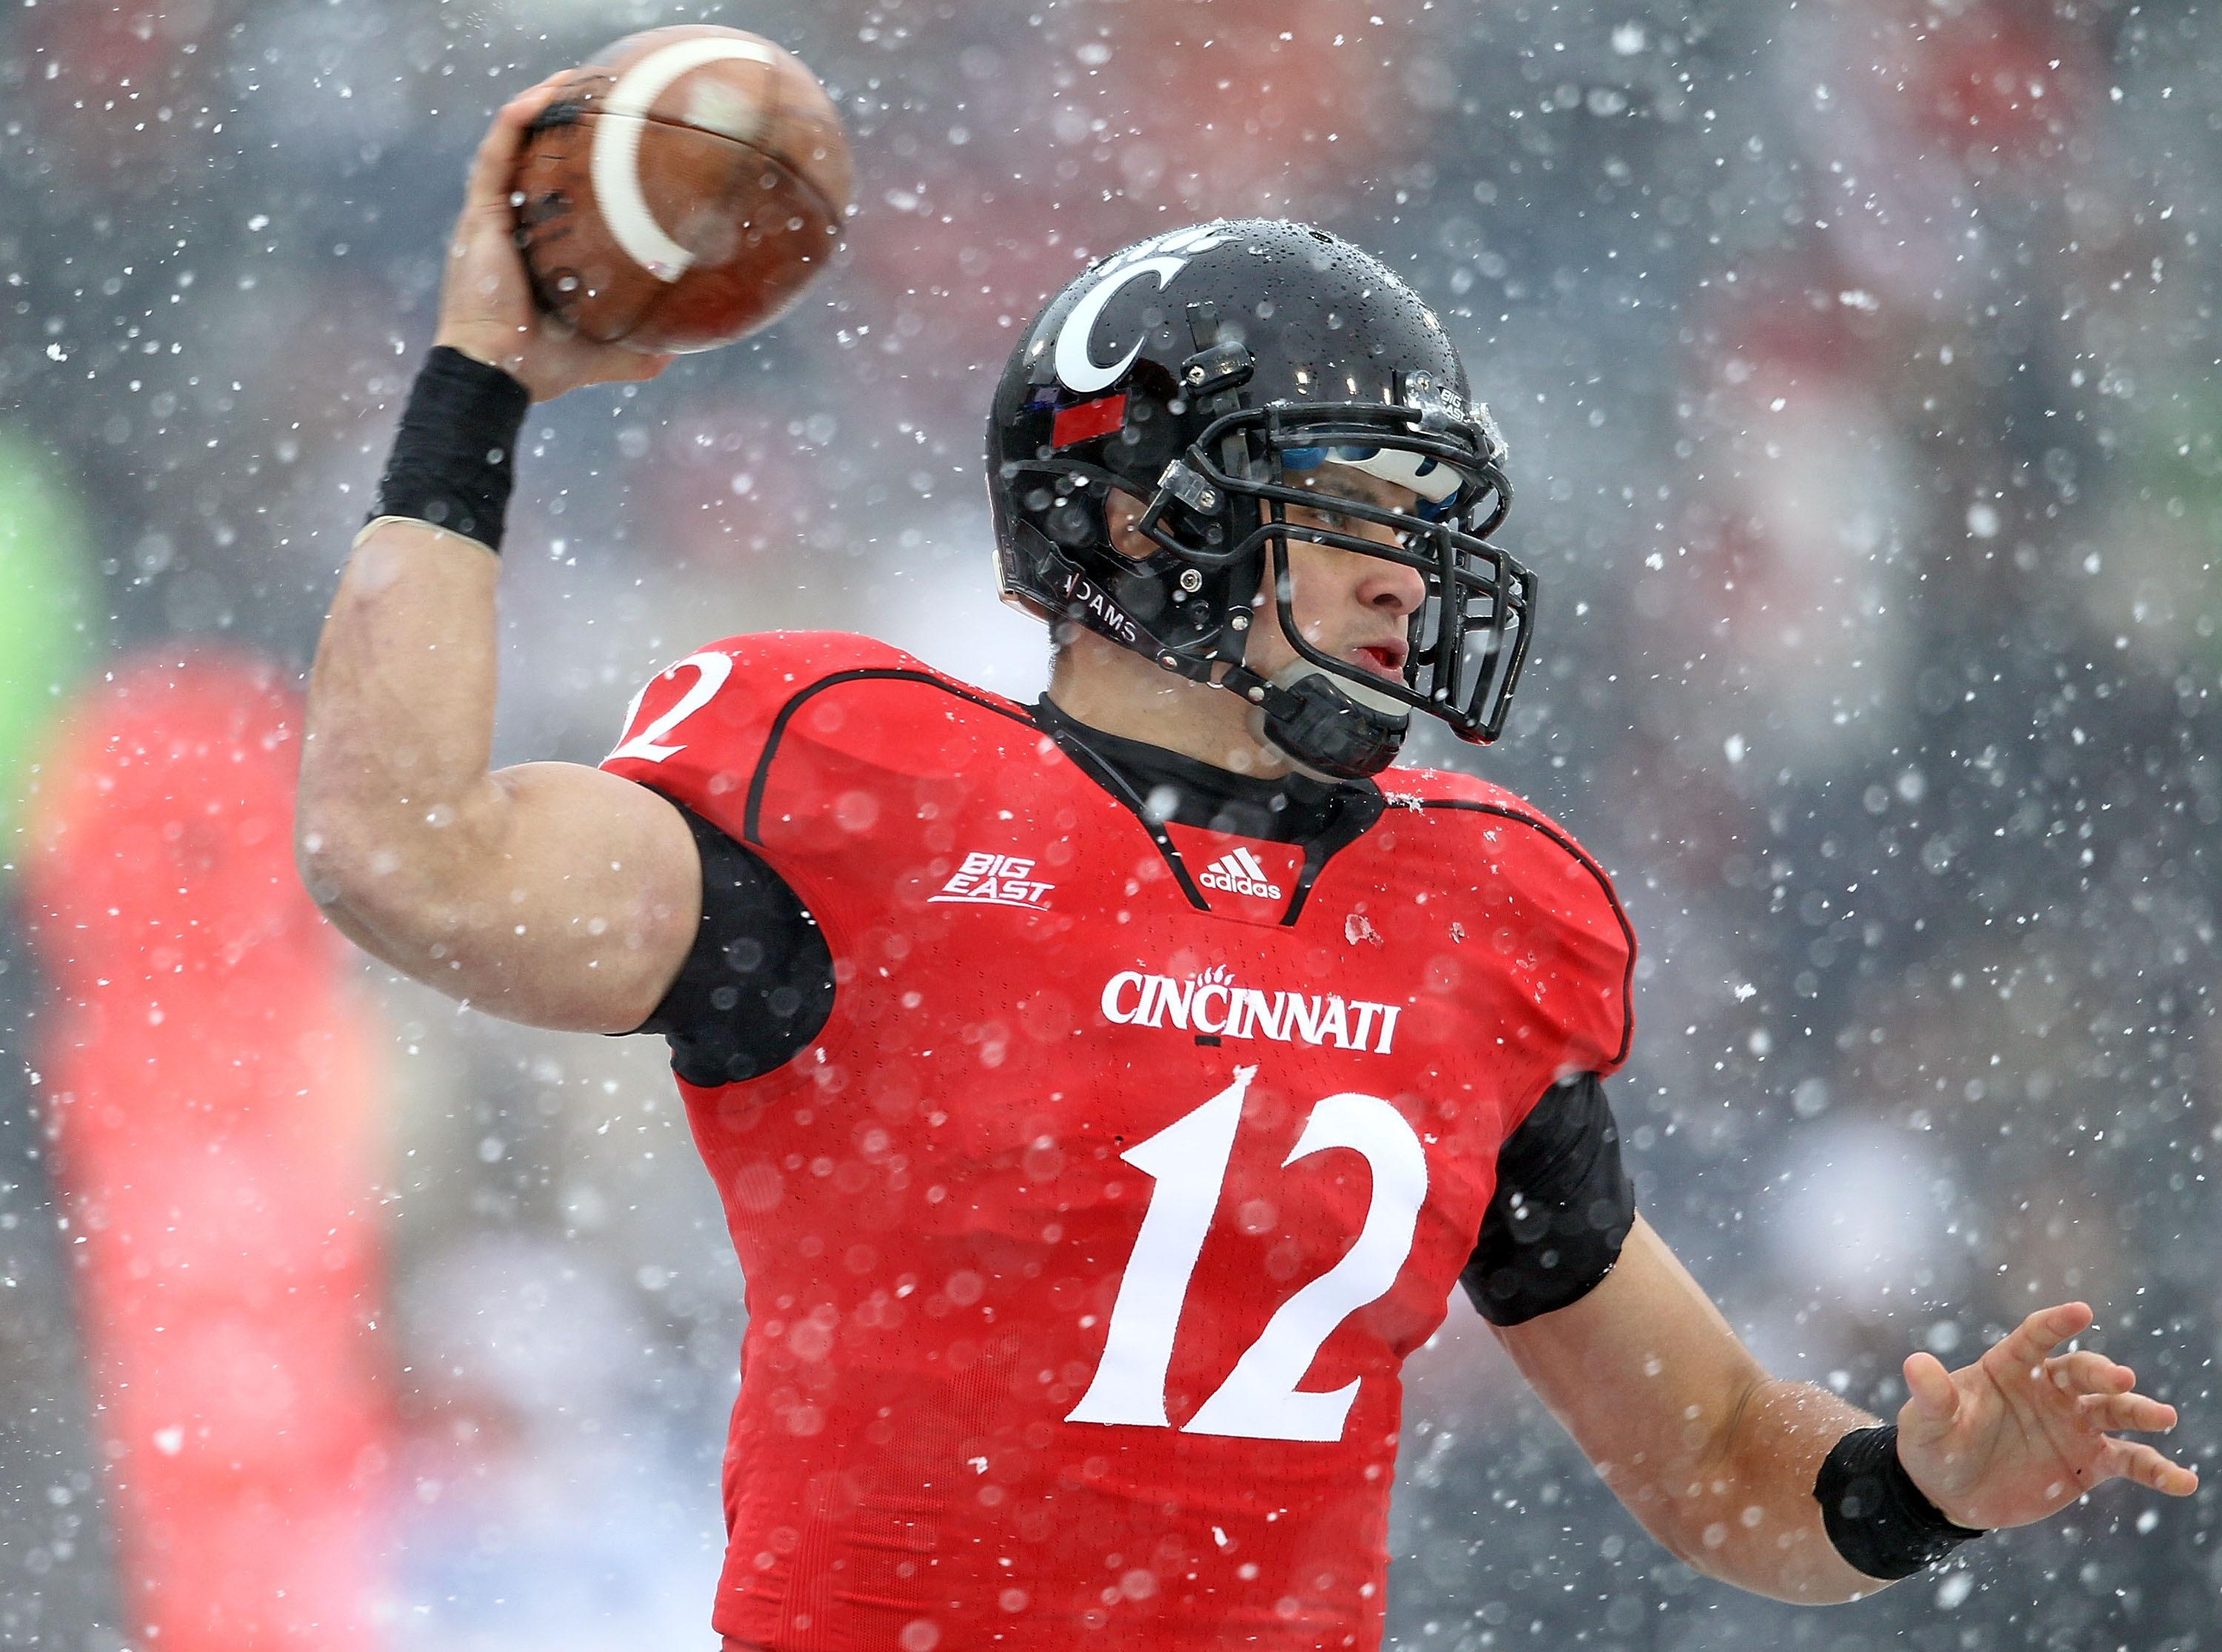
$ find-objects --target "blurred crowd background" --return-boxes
[3,0,2221,1647]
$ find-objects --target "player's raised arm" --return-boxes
[1492,1217,2196,1603]
[296,80,695,1031]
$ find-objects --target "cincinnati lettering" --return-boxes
[1101,972,1402,1054]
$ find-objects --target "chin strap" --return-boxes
[1053,546,1408,780]
[1219,663,1409,780]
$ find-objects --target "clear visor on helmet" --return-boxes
[1278,444,1463,520]
[1246,424,1528,743]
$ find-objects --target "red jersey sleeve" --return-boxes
[598,630,931,841]
[1389,766,1638,1088]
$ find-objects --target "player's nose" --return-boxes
[1357,554,1426,617]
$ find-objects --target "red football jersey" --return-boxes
[601,632,1635,1652]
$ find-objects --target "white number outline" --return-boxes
[609,651,733,764]
[1067,1068,1431,1443]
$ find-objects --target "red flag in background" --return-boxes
[23,651,390,1652]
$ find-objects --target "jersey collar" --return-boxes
[1030,695,1383,847]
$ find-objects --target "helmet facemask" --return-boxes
[1124,383,1535,776]
[987,219,1538,780]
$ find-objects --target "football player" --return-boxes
[298,84,2197,1651]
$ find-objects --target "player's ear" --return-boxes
[1104,491,1155,564]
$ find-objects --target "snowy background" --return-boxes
[4,0,2222,1647]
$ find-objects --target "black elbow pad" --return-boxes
[627,798,835,1086]
[1461,1072,1634,1326]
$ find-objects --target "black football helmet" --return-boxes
[987,219,1533,780]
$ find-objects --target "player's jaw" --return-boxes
[1267,598,1414,689]
[1273,548,1423,687]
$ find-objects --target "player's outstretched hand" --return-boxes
[1895,1301,2197,1531]
[434,76,674,401]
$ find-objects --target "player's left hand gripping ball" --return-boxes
[511,25,853,354]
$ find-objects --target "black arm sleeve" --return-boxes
[627,800,835,1086]
[1460,1072,1635,1326]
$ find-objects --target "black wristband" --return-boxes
[1813,1423,1985,1581]
[369,346,530,552]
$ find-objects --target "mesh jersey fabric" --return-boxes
[637,740,1634,1321]
[601,632,1636,1652]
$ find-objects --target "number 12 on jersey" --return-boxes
[1067,1066,1429,1444]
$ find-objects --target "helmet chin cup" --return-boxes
[1246,663,1411,782]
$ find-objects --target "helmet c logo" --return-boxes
[1047,224,1235,395]
[1054,256,1186,395]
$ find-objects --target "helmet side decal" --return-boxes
[1050,393,1128,448]
[1058,568,1139,646]
[1055,256,1187,394]
[1042,224,1235,395]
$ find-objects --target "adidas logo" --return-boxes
[1197,846,1284,900]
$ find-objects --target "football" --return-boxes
[511,25,852,354]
